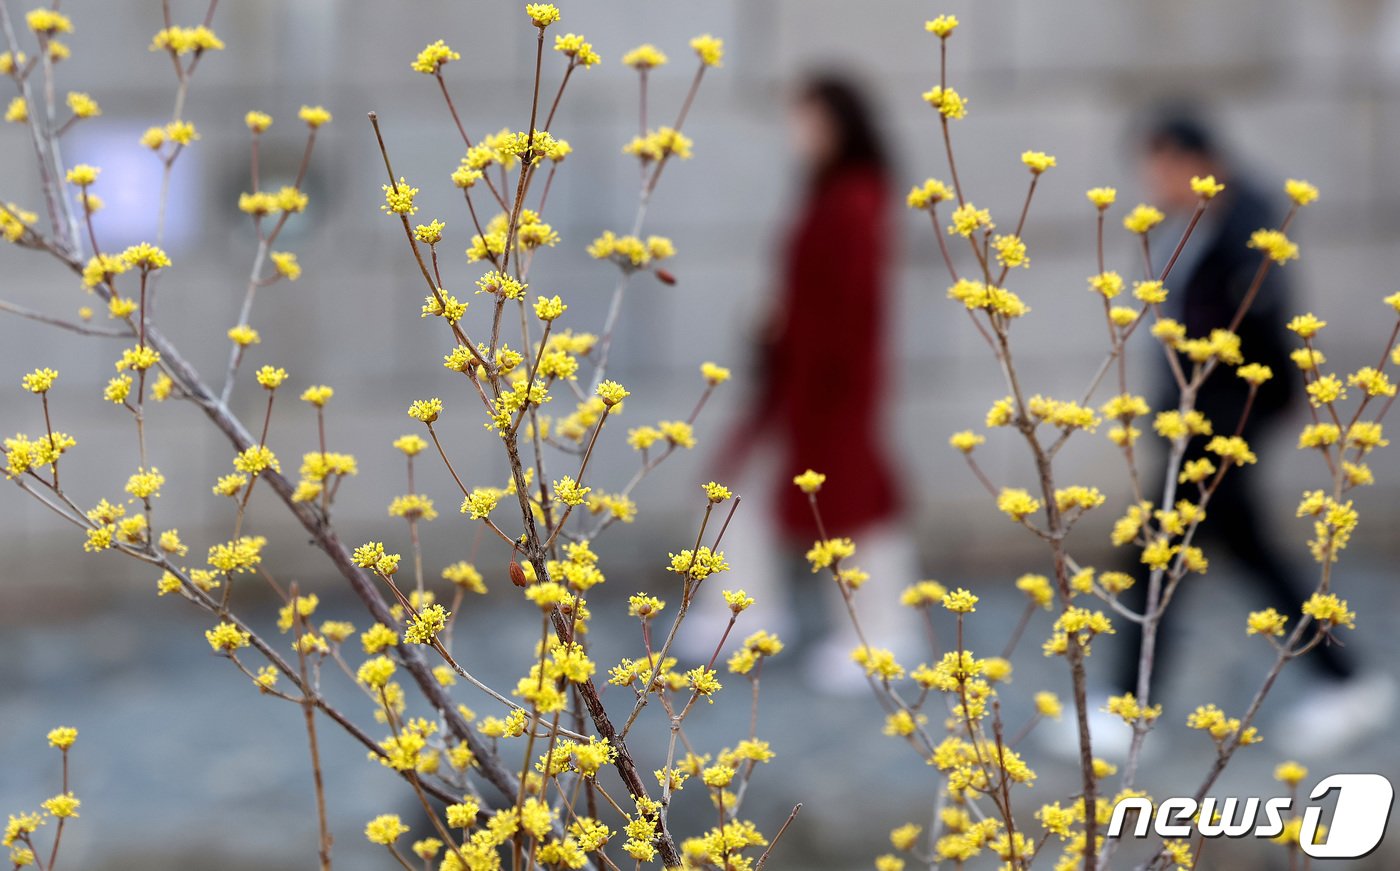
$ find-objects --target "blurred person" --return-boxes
[1058,110,1394,758]
[695,74,917,691]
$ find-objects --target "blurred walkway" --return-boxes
[3,557,1398,869]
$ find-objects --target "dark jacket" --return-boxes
[1164,179,1296,433]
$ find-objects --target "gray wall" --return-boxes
[3,0,1399,585]
[6,3,1400,869]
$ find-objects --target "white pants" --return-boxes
[677,456,921,663]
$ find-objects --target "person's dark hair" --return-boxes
[1142,106,1218,159]
[798,74,890,183]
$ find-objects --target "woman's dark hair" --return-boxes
[1142,106,1219,159]
[798,74,891,183]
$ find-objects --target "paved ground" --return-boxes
[3,554,1398,870]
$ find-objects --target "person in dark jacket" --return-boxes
[1106,112,1392,755]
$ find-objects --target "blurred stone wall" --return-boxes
[3,0,1400,597]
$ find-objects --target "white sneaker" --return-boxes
[801,636,871,697]
[1274,672,1397,759]
[1036,693,1139,762]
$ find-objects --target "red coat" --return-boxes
[725,166,903,542]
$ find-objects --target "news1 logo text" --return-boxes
[1108,773,1394,859]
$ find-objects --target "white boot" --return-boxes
[1274,672,1397,759]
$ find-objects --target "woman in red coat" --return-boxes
[762,80,902,539]
[705,75,915,689]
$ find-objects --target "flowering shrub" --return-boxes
[818,14,1395,871]
[1,4,1395,871]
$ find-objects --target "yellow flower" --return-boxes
[365,813,409,845]
[1305,373,1345,407]
[300,385,333,407]
[460,488,500,520]
[1055,485,1105,512]
[1105,692,1162,725]
[622,43,667,69]
[276,186,308,213]
[628,594,665,620]
[1206,435,1257,466]
[686,666,722,698]
[702,481,732,503]
[1086,186,1117,209]
[1089,271,1124,299]
[1284,179,1319,206]
[473,272,528,303]
[1274,761,1308,786]
[1189,175,1225,199]
[948,430,985,453]
[137,126,165,150]
[165,120,198,146]
[233,446,278,475]
[5,96,27,123]
[1123,204,1164,234]
[122,242,171,271]
[1302,593,1356,629]
[420,291,466,323]
[1246,608,1288,638]
[553,33,600,67]
[1248,229,1298,264]
[270,251,300,281]
[1021,150,1056,174]
[226,324,260,347]
[381,178,419,216]
[1282,313,1321,341]
[907,178,953,210]
[534,295,567,321]
[947,202,992,236]
[411,39,460,74]
[986,396,1016,427]
[21,367,57,394]
[150,25,224,54]
[700,361,730,384]
[722,589,754,614]
[66,164,99,186]
[1236,363,1273,386]
[670,546,729,580]
[245,110,272,133]
[925,14,959,37]
[26,9,73,34]
[1299,422,1342,451]
[690,33,724,67]
[596,380,628,406]
[298,105,332,128]
[553,475,591,507]
[40,793,79,819]
[125,467,166,499]
[993,234,1028,268]
[1290,347,1325,371]
[205,621,251,652]
[792,469,826,494]
[414,220,445,245]
[941,588,978,614]
[1014,573,1054,609]
[407,398,442,423]
[1349,366,1396,398]
[526,3,561,27]
[922,85,967,119]
[404,604,450,644]
[65,91,100,119]
[1133,280,1168,304]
